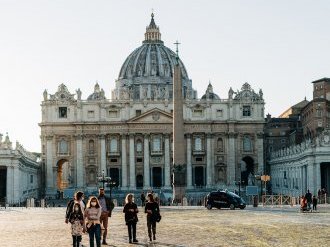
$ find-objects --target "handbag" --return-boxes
[86,222,94,233]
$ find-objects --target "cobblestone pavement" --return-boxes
[0,205,329,247]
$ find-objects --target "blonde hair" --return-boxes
[86,196,101,208]
[125,193,134,204]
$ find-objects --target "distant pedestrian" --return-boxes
[98,188,114,245]
[123,193,139,243]
[68,202,84,247]
[300,195,307,212]
[145,193,161,242]
[305,190,312,210]
[312,195,317,211]
[140,192,146,207]
[85,196,102,247]
[65,191,86,224]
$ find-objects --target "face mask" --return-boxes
[91,202,97,206]
[74,207,79,212]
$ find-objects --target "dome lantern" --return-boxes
[143,13,162,44]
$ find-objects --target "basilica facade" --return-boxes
[40,14,265,197]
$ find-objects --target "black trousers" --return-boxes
[147,216,156,238]
[127,222,137,240]
[72,235,82,247]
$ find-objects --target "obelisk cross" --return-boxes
[174,40,181,61]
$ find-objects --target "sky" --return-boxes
[0,0,329,152]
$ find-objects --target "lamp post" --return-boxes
[234,180,245,196]
[97,170,116,201]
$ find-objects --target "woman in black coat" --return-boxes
[144,193,160,242]
[123,193,139,243]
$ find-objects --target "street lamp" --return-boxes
[97,170,116,201]
[234,180,245,196]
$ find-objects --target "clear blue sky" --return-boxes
[0,0,329,152]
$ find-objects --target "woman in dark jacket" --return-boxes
[123,193,139,243]
[145,193,160,242]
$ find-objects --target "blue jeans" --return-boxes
[88,224,101,247]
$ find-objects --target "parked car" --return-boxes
[206,190,246,210]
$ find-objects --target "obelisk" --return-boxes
[172,41,185,202]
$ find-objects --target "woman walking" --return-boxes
[145,193,160,242]
[123,193,139,243]
[69,202,84,247]
[85,196,102,247]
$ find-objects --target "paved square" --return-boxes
[0,206,329,247]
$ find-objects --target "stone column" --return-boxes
[129,134,136,190]
[6,166,13,204]
[316,162,321,194]
[13,166,20,203]
[227,132,236,185]
[121,135,128,190]
[76,135,84,188]
[164,134,171,189]
[256,132,264,175]
[186,134,193,189]
[143,134,150,190]
[100,135,106,174]
[46,136,54,194]
[206,134,212,188]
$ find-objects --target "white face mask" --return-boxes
[74,207,79,212]
[91,202,97,206]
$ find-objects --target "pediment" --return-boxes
[127,108,173,123]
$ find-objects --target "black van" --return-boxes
[206,190,246,210]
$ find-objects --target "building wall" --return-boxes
[0,135,40,205]
[40,83,265,197]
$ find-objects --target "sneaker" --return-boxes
[133,239,139,243]
[153,235,156,240]
[149,237,152,242]
[129,239,132,244]
[102,240,108,245]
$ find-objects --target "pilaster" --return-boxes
[143,134,150,190]
[121,134,128,190]
[129,134,136,190]
[164,134,171,189]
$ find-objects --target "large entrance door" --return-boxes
[241,156,255,186]
[194,166,205,187]
[57,159,71,190]
[136,175,143,189]
[0,167,6,202]
[321,162,330,192]
[109,168,120,188]
[152,167,162,188]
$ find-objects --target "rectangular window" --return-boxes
[195,157,203,162]
[88,110,95,118]
[216,109,223,117]
[108,110,118,118]
[30,175,33,183]
[59,107,67,118]
[242,106,251,117]
[193,109,203,117]
[110,158,117,163]
[136,158,143,163]
[136,110,142,116]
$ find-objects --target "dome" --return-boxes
[118,14,189,82]
[87,83,106,101]
[113,14,196,101]
[201,82,220,100]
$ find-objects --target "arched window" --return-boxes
[243,136,252,152]
[110,138,118,152]
[195,137,202,151]
[152,136,161,152]
[217,138,223,151]
[136,140,143,153]
[58,139,68,154]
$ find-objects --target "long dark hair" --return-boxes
[147,193,154,202]
[72,202,83,216]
